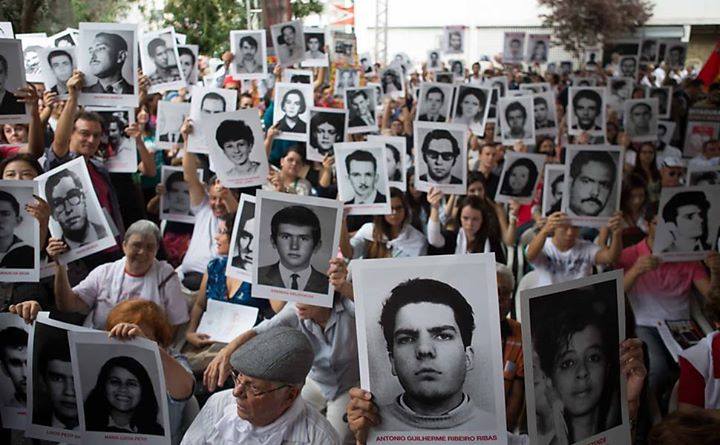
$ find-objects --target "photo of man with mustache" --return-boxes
[344,149,386,205]
[567,150,617,218]
[82,32,134,95]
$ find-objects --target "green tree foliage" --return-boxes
[0,0,133,34]
[538,0,653,56]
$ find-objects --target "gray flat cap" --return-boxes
[230,326,314,385]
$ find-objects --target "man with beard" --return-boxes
[146,37,181,84]
[47,49,74,95]
[82,32,134,94]
[419,129,461,184]
[571,89,603,132]
[376,278,495,430]
[0,327,28,408]
[533,96,554,129]
[568,151,617,217]
[344,150,386,205]
[235,35,262,74]
[44,168,108,249]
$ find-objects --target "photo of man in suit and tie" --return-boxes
[257,205,328,294]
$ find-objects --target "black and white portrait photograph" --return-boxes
[50,28,78,48]
[252,190,342,308]
[282,68,313,84]
[306,107,347,162]
[542,164,565,217]
[413,121,467,195]
[345,87,378,134]
[300,28,328,68]
[17,33,48,84]
[229,29,267,80]
[416,82,454,123]
[368,135,408,192]
[334,67,359,97]
[495,152,546,205]
[0,38,30,125]
[646,86,672,119]
[39,46,75,98]
[379,64,404,99]
[607,77,634,112]
[443,26,465,54]
[0,180,40,282]
[498,95,535,146]
[360,53,374,74]
[331,30,356,65]
[353,254,507,444]
[159,166,203,224]
[156,100,190,149]
[503,32,526,65]
[426,49,442,71]
[0,313,30,430]
[584,46,602,69]
[26,313,86,443]
[686,166,720,187]
[533,91,558,136]
[521,270,630,445]
[652,185,720,262]
[35,157,116,263]
[0,22,13,38]
[270,20,305,67]
[567,87,607,138]
[449,59,465,81]
[485,87,501,123]
[683,120,720,158]
[658,120,676,145]
[618,55,639,79]
[526,33,550,64]
[602,39,640,67]
[77,22,138,108]
[177,44,198,85]
[623,98,659,143]
[187,85,237,153]
[665,42,687,68]
[434,71,454,84]
[335,142,391,215]
[484,75,508,99]
[203,109,269,188]
[561,145,623,228]
[89,106,138,173]
[640,38,659,63]
[570,75,597,87]
[519,82,551,94]
[451,85,491,137]
[139,27,184,94]
[69,330,170,444]
[559,60,574,75]
[226,194,255,282]
[272,82,313,142]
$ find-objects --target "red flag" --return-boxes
[698,40,720,86]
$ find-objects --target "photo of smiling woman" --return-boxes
[528,278,622,444]
[84,356,164,435]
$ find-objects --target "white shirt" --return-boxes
[278,262,311,290]
[180,199,220,275]
[529,237,601,286]
[688,154,720,168]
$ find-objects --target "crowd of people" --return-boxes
[1,16,720,445]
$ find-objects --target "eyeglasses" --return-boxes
[425,149,456,161]
[51,189,84,211]
[231,370,290,398]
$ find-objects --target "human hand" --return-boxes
[607,211,624,233]
[543,211,567,233]
[322,154,335,170]
[186,331,214,348]
[138,71,151,95]
[620,338,646,415]
[14,84,40,112]
[426,187,443,209]
[124,122,142,140]
[155,183,166,196]
[221,51,234,65]
[26,195,50,226]
[46,237,69,260]
[9,300,41,324]
[66,70,84,96]
[704,251,720,275]
[180,118,193,138]
[632,255,660,275]
[346,388,379,443]
[327,258,348,289]
[203,347,232,392]
[109,322,147,341]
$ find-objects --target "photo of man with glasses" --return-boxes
[44,168,107,249]
[419,128,462,185]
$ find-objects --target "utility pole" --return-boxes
[374,0,388,65]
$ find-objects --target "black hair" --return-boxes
[270,205,321,247]
[281,89,307,114]
[0,327,27,360]
[551,173,565,195]
[344,149,377,174]
[348,89,368,103]
[47,49,72,66]
[215,119,254,149]
[421,129,460,157]
[505,100,527,121]
[201,92,226,111]
[44,168,82,204]
[165,171,185,191]
[278,25,295,45]
[177,46,196,65]
[425,86,445,102]
[239,35,258,50]
[0,190,20,216]
[309,112,344,153]
[533,96,548,108]
[95,32,128,54]
[570,150,617,187]
[455,87,487,122]
[662,190,710,227]
[84,356,164,435]
[0,153,43,177]
[147,37,166,56]
[499,157,539,196]
[572,88,602,109]
[380,278,475,352]
[630,101,651,115]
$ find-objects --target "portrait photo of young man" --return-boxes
[568,87,606,137]
[0,325,28,410]
[563,148,621,221]
[81,32,134,94]
[0,42,27,117]
[144,32,182,87]
[43,48,74,96]
[343,149,386,205]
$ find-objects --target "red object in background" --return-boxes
[698,40,720,86]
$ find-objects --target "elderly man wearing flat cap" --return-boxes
[181,326,340,444]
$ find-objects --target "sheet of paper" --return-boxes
[196,299,259,344]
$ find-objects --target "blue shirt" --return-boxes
[205,257,271,324]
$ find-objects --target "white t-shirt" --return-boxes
[73,257,190,329]
[350,222,427,258]
[529,237,601,286]
[180,199,220,275]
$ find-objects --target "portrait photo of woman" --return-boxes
[498,156,540,199]
[84,356,165,436]
[276,88,307,134]
[452,86,489,133]
[530,281,621,444]
[308,110,346,159]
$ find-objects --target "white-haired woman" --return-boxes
[47,219,190,331]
